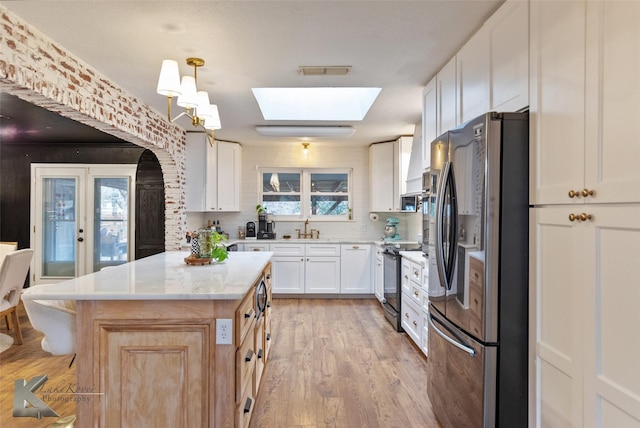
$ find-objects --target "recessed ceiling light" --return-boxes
[298,66,352,76]
[251,87,381,121]
[254,125,355,138]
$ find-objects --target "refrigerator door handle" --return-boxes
[435,161,458,291]
[428,312,476,357]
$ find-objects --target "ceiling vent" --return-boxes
[298,66,352,76]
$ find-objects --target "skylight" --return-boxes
[251,87,381,121]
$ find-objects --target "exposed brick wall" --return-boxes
[0,6,186,251]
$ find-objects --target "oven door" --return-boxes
[382,251,399,312]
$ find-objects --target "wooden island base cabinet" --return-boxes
[76,267,272,427]
[28,254,277,428]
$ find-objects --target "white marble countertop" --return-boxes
[22,251,273,301]
[399,250,428,266]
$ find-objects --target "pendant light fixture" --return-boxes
[156,57,221,145]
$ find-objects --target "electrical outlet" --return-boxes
[216,319,233,344]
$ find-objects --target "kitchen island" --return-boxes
[21,251,274,428]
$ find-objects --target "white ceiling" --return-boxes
[1,0,502,147]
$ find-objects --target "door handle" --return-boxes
[428,312,476,357]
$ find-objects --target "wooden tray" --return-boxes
[184,255,213,265]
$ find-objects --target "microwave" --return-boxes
[400,195,419,212]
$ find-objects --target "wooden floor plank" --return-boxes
[250,298,441,428]
[1,298,441,428]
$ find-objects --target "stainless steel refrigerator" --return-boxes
[427,112,528,427]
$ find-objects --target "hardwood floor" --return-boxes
[250,298,440,428]
[0,299,440,428]
[0,302,76,427]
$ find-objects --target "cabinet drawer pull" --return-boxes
[245,349,254,362]
[413,320,418,327]
[244,397,253,414]
[352,245,360,249]
[266,333,271,341]
[257,349,263,359]
[245,309,255,319]
[405,312,409,318]
[414,291,419,298]
[253,248,261,251]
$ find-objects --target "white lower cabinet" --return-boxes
[374,246,384,302]
[401,293,421,345]
[340,244,372,294]
[305,255,341,293]
[241,242,270,252]
[266,243,342,294]
[421,311,429,357]
[532,206,640,427]
[271,255,305,294]
[400,255,428,352]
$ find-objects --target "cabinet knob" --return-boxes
[579,213,593,222]
[413,320,418,327]
[414,291,419,298]
[352,245,359,249]
[568,190,580,198]
[569,213,593,222]
[581,188,595,198]
[405,312,409,318]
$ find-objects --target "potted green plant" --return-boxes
[198,229,229,263]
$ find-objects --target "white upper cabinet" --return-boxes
[422,78,437,170]
[213,140,242,211]
[369,137,412,212]
[456,25,490,125]
[487,0,529,113]
[185,134,241,211]
[531,0,640,205]
[584,0,640,204]
[437,56,458,136]
[530,0,586,205]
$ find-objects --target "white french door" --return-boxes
[30,164,137,284]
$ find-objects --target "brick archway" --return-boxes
[0,6,186,250]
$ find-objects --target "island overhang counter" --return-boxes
[23,251,274,428]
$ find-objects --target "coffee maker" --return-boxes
[257,213,276,239]
[245,221,256,239]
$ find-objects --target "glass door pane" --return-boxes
[41,177,78,277]
[93,177,130,272]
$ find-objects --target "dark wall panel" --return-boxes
[0,142,146,250]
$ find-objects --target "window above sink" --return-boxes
[259,168,352,221]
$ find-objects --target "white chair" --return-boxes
[0,241,17,267]
[22,285,77,355]
[0,248,34,345]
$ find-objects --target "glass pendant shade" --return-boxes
[156,60,181,97]
[177,76,198,108]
